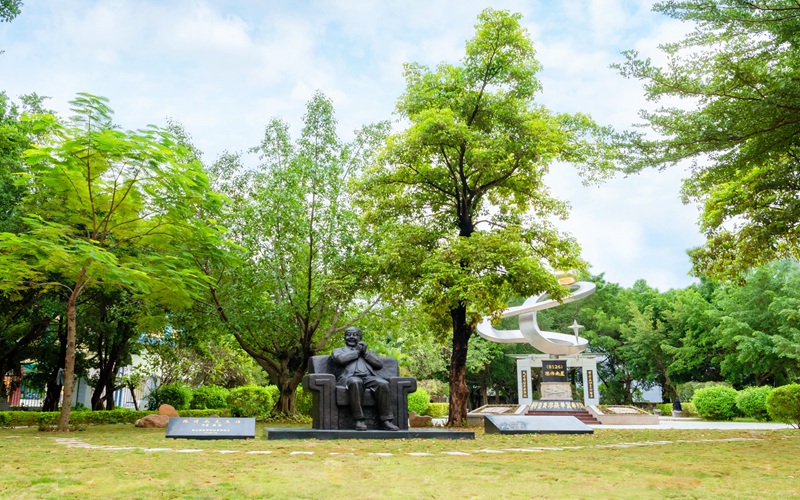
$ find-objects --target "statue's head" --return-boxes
[344,327,362,346]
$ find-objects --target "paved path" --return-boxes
[592,417,795,430]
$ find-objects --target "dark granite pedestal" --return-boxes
[484,414,593,435]
[265,428,474,440]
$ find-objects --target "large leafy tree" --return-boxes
[360,9,617,423]
[194,92,389,414]
[0,94,223,430]
[711,260,800,386]
[617,0,800,280]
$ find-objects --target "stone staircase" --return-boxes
[526,408,600,425]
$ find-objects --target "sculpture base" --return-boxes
[484,415,593,435]
[264,428,474,440]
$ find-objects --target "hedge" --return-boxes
[737,386,772,421]
[191,385,230,410]
[692,386,740,420]
[0,408,230,428]
[146,382,193,410]
[227,385,274,419]
[425,402,449,418]
[766,383,800,428]
[407,388,430,415]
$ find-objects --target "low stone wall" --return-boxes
[587,405,659,425]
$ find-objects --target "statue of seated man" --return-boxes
[332,327,399,431]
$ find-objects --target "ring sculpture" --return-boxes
[476,281,596,356]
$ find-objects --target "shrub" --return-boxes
[0,412,10,427]
[426,402,449,418]
[737,386,772,421]
[407,388,430,415]
[146,382,193,411]
[265,385,280,407]
[417,379,449,399]
[227,385,274,419]
[295,385,313,417]
[766,383,800,428]
[191,385,230,410]
[655,403,673,415]
[676,381,730,403]
[692,386,739,420]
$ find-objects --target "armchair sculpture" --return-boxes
[302,353,417,431]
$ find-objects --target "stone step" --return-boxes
[526,410,600,425]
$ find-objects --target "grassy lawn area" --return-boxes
[1,424,797,499]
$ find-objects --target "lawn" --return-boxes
[1,424,797,499]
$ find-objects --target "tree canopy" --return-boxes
[0,94,224,429]
[617,0,800,280]
[359,8,618,423]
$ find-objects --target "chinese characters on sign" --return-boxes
[166,417,256,439]
[541,360,568,383]
[586,369,595,399]
[521,370,528,399]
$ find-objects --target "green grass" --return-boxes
[0,425,797,499]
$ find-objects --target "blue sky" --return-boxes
[0,0,704,291]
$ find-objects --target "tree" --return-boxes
[711,260,800,386]
[0,0,21,23]
[617,0,800,280]
[360,9,617,423]
[0,94,223,430]
[194,91,389,414]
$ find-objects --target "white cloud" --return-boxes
[0,0,706,290]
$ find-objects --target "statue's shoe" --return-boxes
[355,420,367,431]
[382,421,400,431]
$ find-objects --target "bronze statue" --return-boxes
[332,327,399,431]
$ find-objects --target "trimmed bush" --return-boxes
[655,403,672,415]
[766,383,800,428]
[146,382,193,411]
[692,386,739,420]
[426,402,449,418]
[407,388,430,415]
[191,385,230,410]
[737,386,772,421]
[227,385,274,419]
[295,385,313,417]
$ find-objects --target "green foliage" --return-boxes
[426,403,449,418]
[418,379,449,399]
[407,388,430,415]
[616,2,800,279]
[656,403,673,415]
[191,91,389,415]
[359,8,616,423]
[294,385,313,417]
[226,385,274,419]
[147,382,193,411]
[0,0,22,22]
[1,408,230,428]
[766,384,800,428]
[737,386,773,421]
[676,382,730,403]
[190,385,230,410]
[692,386,740,421]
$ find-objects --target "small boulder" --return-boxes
[158,404,179,418]
[135,414,171,428]
[409,411,433,428]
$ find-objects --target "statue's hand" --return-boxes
[357,341,367,355]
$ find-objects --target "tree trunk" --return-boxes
[58,287,80,431]
[128,382,139,411]
[447,303,472,426]
[42,317,67,412]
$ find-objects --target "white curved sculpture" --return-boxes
[476,281,596,356]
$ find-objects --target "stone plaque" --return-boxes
[484,415,593,434]
[541,360,567,382]
[166,417,255,439]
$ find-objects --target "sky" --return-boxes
[0,0,705,291]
